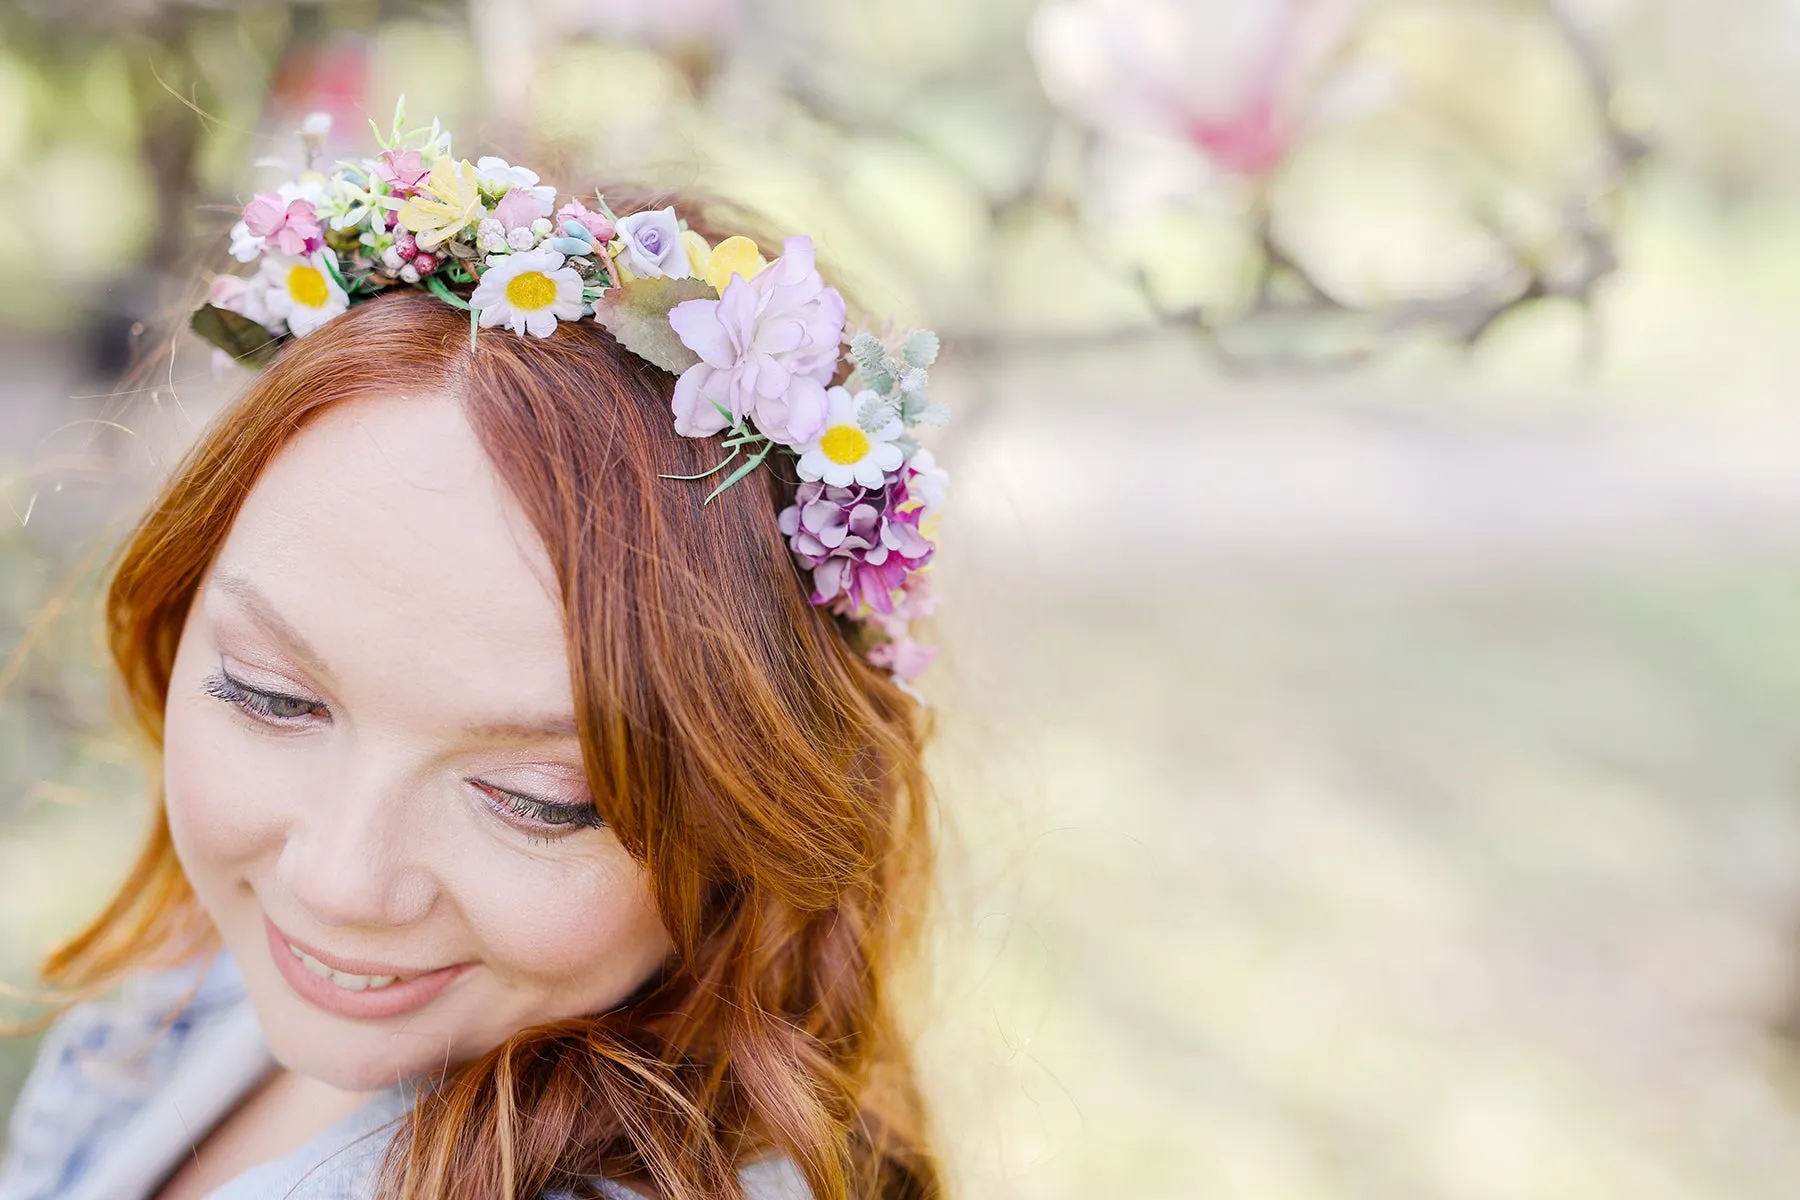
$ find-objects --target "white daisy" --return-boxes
[470,249,586,337]
[796,387,906,489]
[259,252,349,336]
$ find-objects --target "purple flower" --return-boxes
[614,206,690,278]
[776,472,935,616]
[667,235,847,446]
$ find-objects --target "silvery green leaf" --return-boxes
[867,368,896,397]
[857,394,897,432]
[901,329,940,368]
[850,332,887,377]
[899,367,928,393]
[592,276,718,374]
[912,401,950,426]
[896,433,921,458]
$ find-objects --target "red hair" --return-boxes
[39,272,943,1198]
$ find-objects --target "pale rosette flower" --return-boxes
[796,387,905,488]
[613,207,692,279]
[470,249,586,337]
[474,156,556,215]
[666,235,846,446]
[777,473,935,616]
[258,252,348,336]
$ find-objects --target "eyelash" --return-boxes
[199,667,603,839]
[201,669,324,726]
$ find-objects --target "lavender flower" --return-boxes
[667,235,846,446]
[614,207,691,278]
[777,472,935,616]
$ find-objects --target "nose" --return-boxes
[274,751,440,931]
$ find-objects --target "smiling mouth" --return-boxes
[284,942,418,992]
[263,915,471,1019]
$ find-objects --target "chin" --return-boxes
[245,973,451,1091]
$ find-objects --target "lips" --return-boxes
[264,915,471,1020]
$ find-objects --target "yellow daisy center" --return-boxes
[506,270,557,310]
[820,424,871,465]
[287,264,329,309]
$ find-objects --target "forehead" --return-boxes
[205,392,569,704]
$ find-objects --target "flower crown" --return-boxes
[194,100,948,698]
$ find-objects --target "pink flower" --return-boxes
[1029,0,1371,177]
[494,188,540,232]
[777,473,935,616]
[865,634,938,682]
[556,200,615,244]
[240,192,325,257]
[208,272,279,331]
[667,235,846,447]
[375,149,430,197]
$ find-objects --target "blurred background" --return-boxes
[7,0,1800,1196]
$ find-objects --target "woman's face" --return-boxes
[163,392,673,1092]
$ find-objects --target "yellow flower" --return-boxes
[699,235,768,294]
[681,229,712,276]
[396,157,483,250]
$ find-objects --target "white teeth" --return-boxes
[288,943,411,991]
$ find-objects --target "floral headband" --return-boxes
[194,100,948,698]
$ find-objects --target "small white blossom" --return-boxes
[473,156,556,215]
[506,226,537,252]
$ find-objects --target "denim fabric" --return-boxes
[0,953,808,1200]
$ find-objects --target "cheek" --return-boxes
[457,847,670,984]
[163,672,290,879]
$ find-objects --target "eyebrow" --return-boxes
[207,572,581,742]
[211,572,334,680]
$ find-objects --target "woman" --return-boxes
[0,107,947,1200]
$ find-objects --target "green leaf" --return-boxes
[856,393,895,432]
[591,276,718,375]
[704,442,774,503]
[849,332,887,378]
[424,273,474,311]
[901,328,940,368]
[189,304,281,367]
[659,447,739,481]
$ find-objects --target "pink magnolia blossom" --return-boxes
[667,235,846,447]
[240,192,326,256]
[1030,0,1369,177]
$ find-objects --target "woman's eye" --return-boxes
[474,781,603,839]
[201,669,326,726]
